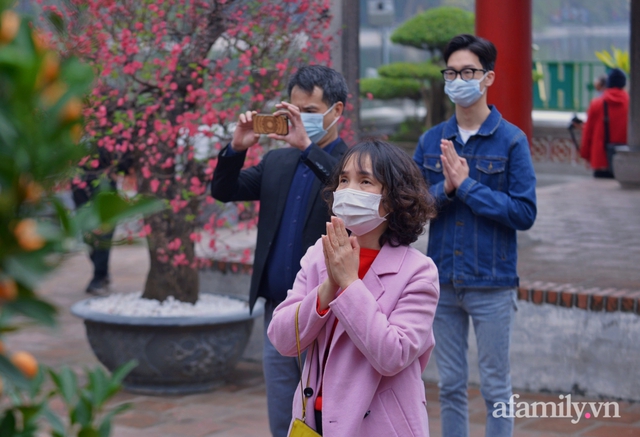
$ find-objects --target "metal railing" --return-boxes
[533,61,608,112]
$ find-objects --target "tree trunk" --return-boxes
[421,85,432,128]
[429,79,450,127]
[141,211,199,303]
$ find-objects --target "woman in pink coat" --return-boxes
[268,139,440,437]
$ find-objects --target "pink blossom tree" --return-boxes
[39,0,339,303]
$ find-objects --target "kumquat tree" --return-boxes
[0,2,161,435]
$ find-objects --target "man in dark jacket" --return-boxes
[210,65,348,437]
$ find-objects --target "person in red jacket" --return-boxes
[580,68,629,178]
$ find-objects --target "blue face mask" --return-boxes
[301,103,338,144]
[444,74,488,108]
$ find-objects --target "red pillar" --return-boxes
[476,0,532,142]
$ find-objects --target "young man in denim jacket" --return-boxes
[413,34,537,437]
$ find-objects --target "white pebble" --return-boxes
[85,291,248,317]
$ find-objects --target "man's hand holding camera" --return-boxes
[231,101,313,153]
[230,111,261,153]
[270,101,313,151]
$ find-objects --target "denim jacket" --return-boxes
[413,105,537,288]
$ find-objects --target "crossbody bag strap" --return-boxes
[295,303,315,421]
[603,100,610,146]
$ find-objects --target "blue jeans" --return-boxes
[263,299,304,437]
[433,285,517,437]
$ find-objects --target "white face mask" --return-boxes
[444,73,488,108]
[332,188,387,236]
[301,103,339,144]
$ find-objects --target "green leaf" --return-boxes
[0,46,32,69]
[0,110,17,145]
[105,360,137,398]
[595,50,614,68]
[46,11,65,35]
[49,366,78,406]
[0,410,16,436]
[87,366,109,408]
[78,427,100,437]
[73,203,102,235]
[5,297,57,327]
[0,354,30,390]
[42,406,66,437]
[3,255,50,289]
[60,57,95,91]
[98,403,132,437]
[17,404,43,427]
[71,395,93,428]
[27,365,46,399]
[0,325,21,334]
[50,196,76,237]
[95,193,164,226]
[109,360,137,387]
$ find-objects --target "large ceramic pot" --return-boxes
[71,293,264,395]
[613,149,640,188]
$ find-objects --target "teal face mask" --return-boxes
[301,103,338,144]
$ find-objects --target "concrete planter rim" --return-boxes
[71,293,264,327]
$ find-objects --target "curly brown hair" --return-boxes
[323,139,436,247]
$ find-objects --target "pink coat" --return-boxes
[267,239,440,437]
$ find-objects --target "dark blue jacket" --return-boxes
[413,106,537,288]
[211,140,348,310]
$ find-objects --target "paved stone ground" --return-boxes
[7,166,640,436]
[518,168,640,291]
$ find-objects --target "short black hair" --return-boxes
[323,139,436,247]
[443,34,497,72]
[287,65,348,107]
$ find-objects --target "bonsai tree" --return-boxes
[360,6,474,129]
[0,3,158,435]
[38,0,336,303]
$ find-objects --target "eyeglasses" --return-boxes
[441,68,487,82]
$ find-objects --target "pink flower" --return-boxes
[150,179,160,193]
[138,224,152,238]
[168,238,182,251]
[170,198,188,213]
[172,253,188,267]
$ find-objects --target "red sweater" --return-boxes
[314,247,380,411]
[580,88,629,170]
